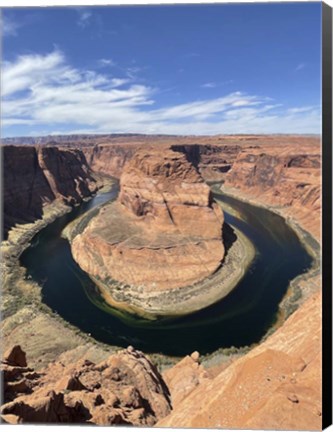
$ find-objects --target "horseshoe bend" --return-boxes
[1,134,323,430]
[69,148,254,317]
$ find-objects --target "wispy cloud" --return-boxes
[201,80,234,89]
[76,9,92,28]
[110,78,130,87]
[126,66,143,79]
[2,50,321,136]
[2,50,155,131]
[287,106,316,114]
[201,82,217,88]
[1,14,21,37]
[99,58,116,67]
[295,63,306,72]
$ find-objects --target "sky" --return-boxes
[1,3,322,137]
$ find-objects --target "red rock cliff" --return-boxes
[157,291,322,430]
[224,142,321,240]
[2,145,98,239]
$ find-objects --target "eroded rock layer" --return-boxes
[1,345,171,425]
[2,145,97,239]
[157,291,322,430]
[224,143,321,240]
[71,149,224,292]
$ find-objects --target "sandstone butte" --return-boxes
[71,148,225,293]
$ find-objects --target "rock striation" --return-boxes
[157,291,322,430]
[71,149,225,297]
[82,143,140,178]
[224,144,321,241]
[171,143,240,181]
[2,145,98,239]
[1,345,171,425]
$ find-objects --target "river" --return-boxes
[20,183,313,356]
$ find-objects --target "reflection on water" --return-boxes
[20,184,313,356]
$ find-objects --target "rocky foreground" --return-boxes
[70,149,231,316]
[1,285,321,429]
[157,290,322,430]
[1,345,171,425]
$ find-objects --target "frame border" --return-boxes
[322,1,332,429]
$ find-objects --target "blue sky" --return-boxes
[1,3,322,137]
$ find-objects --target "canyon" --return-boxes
[2,145,98,239]
[1,134,322,428]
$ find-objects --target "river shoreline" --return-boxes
[1,186,120,370]
[215,184,321,324]
[1,179,320,371]
[64,196,256,319]
[88,223,255,320]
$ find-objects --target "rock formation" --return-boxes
[171,143,240,181]
[162,351,210,407]
[2,145,98,239]
[1,346,171,425]
[157,291,322,430]
[224,143,321,241]
[2,285,322,430]
[71,149,224,295]
[83,143,140,178]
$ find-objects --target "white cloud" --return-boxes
[1,14,21,37]
[126,66,143,79]
[2,51,66,96]
[287,106,316,114]
[2,50,321,136]
[110,78,130,87]
[201,82,216,88]
[77,9,92,28]
[99,58,116,67]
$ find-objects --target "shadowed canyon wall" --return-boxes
[2,146,98,239]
